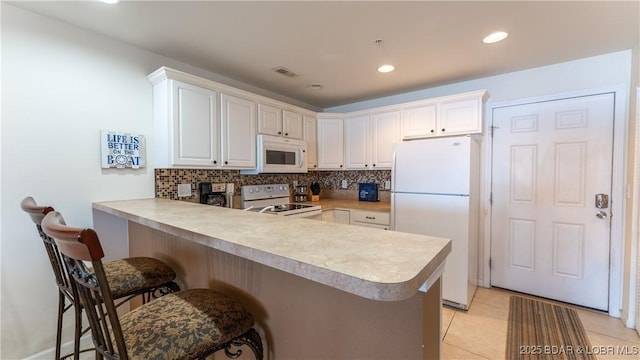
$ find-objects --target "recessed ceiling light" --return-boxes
[483,31,508,44]
[307,84,324,90]
[98,0,120,4]
[377,64,395,73]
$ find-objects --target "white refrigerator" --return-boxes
[391,135,479,309]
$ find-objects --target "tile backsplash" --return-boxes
[155,168,391,202]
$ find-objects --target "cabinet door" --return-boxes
[401,104,437,140]
[371,111,400,169]
[333,209,351,224]
[220,93,256,168]
[171,81,219,166]
[317,117,344,169]
[283,110,304,139]
[323,209,351,224]
[344,115,370,170]
[438,98,482,135]
[258,103,282,136]
[303,115,318,170]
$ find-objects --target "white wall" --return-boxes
[0,4,314,358]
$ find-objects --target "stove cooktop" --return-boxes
[265,203,316,212]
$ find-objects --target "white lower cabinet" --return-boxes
[322,209,389,229]
[321,209,350,224]
[350,210,390,230]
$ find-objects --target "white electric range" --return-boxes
[241,184,321,219]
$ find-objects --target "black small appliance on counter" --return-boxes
[358,183,379,202]
[199,182,228,207]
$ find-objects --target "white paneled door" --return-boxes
[490,93,614,311]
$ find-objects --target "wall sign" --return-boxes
[101,130,146,169]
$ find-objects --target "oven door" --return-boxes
[242,134,307,174]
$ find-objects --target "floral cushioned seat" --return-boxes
[100,257,177,298]
[116,288,255,360]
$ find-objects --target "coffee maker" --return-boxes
[199,182,229,207]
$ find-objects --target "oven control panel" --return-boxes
[242,184,290,201]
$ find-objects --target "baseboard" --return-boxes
[620,308,636,329]
[23,335,92,359]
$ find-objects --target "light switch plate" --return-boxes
[341,179,348,189]
[177,183,192,197]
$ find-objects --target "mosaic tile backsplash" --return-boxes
[155,168,391,202]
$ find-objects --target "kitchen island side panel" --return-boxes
[126,220,442,360]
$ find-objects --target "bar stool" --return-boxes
[21,197,181,360]
[42,210,264,360]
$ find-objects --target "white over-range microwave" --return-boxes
[241,134,307,174]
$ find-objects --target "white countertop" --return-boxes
[93,198,451,301]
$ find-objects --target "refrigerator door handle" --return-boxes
[391,150,397,192]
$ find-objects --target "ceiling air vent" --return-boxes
[272,66,298,78]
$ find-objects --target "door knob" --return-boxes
[596,210,608,219]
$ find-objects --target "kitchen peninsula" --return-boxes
[93,198,451,359]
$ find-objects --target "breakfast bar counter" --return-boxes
[93,198,451,359]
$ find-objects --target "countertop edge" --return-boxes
[93,199,449,301]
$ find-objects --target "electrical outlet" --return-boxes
[341,179,348,189]
[384,180,391,190]
[177,183,192,197]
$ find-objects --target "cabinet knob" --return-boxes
[314,164,317,168]
[225,161,228,165]
[365,164,368,167]
[441,128,446,132]
[340,164,343,168]
[430,129,435,133]
[278,131,282,134]
[213,160,217,164]
[373,164,376,167]
[285,133,288,136]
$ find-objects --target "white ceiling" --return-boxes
[10,1,639,109]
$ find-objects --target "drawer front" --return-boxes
[350,210,390,225]
[352,222,389,230]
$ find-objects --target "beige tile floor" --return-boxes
[442,287,640,360]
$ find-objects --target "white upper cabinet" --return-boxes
[283,110,304,139]
[317,117,344,169]
[258,104,304,139]
[148,67,316,170]
[401,104,437,139]
[303,115,318,170]
[438,98,483,135]
[220,93,256,169]
[344,111,400,170]
[151,78,219,168]
[344,115,371,170]
[401,91,486,140]
[257,103,282,137]
[371,111,400,169]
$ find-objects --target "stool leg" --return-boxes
[73,301,82,360]
[55,292,64,360]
